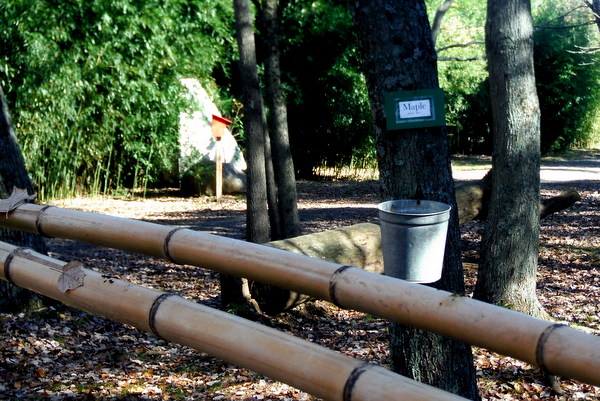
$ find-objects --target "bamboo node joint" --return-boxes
[3,247,32,284]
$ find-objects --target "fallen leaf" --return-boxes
[0,187,36,216]
[57,261,86,293]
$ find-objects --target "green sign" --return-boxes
[384,89,446,130]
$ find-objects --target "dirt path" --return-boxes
[452,149,600,182]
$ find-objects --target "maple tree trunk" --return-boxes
[0,86,48,312]
[329,1,480,397]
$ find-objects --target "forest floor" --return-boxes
[1,150,599,400]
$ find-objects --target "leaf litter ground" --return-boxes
[1,168,599,400]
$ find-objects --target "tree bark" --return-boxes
[263,124,282,240]
[590,0,600,33]
[0,86,48,312]
[474,0,547,319]
[234,0,270,245]
[350,1,479,399]
[224,0,272,309]
[260,0,301,240]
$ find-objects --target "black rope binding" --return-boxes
[328,265,354,308]
[343,362,371,401]
[148,293,178,338]
[35,205,56,238]
[535,323,567,373]
[3,247,32,285]
[163,228,184,263]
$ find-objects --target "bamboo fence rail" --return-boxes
[0,241,464,401]
[1,203,600,387]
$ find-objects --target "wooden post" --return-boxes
[215,137,223,201]
[211,115,232,201]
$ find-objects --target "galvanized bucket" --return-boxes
[378,199,451,283]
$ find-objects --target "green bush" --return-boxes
[279,0,374,176]
[533,3,600,153]
[1,0,236,199]
[429,0,600,155]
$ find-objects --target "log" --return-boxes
[454,169,581,224]
[540,188,582,219]
[248,178,580,313]
[251,223,382,314]
[454,170,492,225]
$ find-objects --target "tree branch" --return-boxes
[567,44,600,53]
[534,5,596,30]
[437,40,485,52]
[535,20,596,30]
[431,0,455,46]
[438,56,486,61]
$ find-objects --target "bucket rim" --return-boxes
[377,199,451,216]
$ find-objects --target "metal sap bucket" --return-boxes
[378,199,451,283]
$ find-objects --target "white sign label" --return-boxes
[398,99,432,119]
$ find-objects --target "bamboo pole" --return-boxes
[0,241,465,401]
[2,203,600,386]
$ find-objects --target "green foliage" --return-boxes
[279,0,374,176]
[4,0,596,193]
[439,60,491,154]
[533,1,600,153]
[427,0,600,154]
[1,0,235,199]
[427,0,491,154]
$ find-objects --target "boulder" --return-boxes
[181,158,246,196]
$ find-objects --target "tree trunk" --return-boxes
[263,124,282,240]
[223,0,272,309]
[350,2,479,399]
[260,0,301,240]
[234,0,270,245]
[0,86,48,312]
[474,0,547,319]
[591,0,600,33]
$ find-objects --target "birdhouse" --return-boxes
[211,115,232,139]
